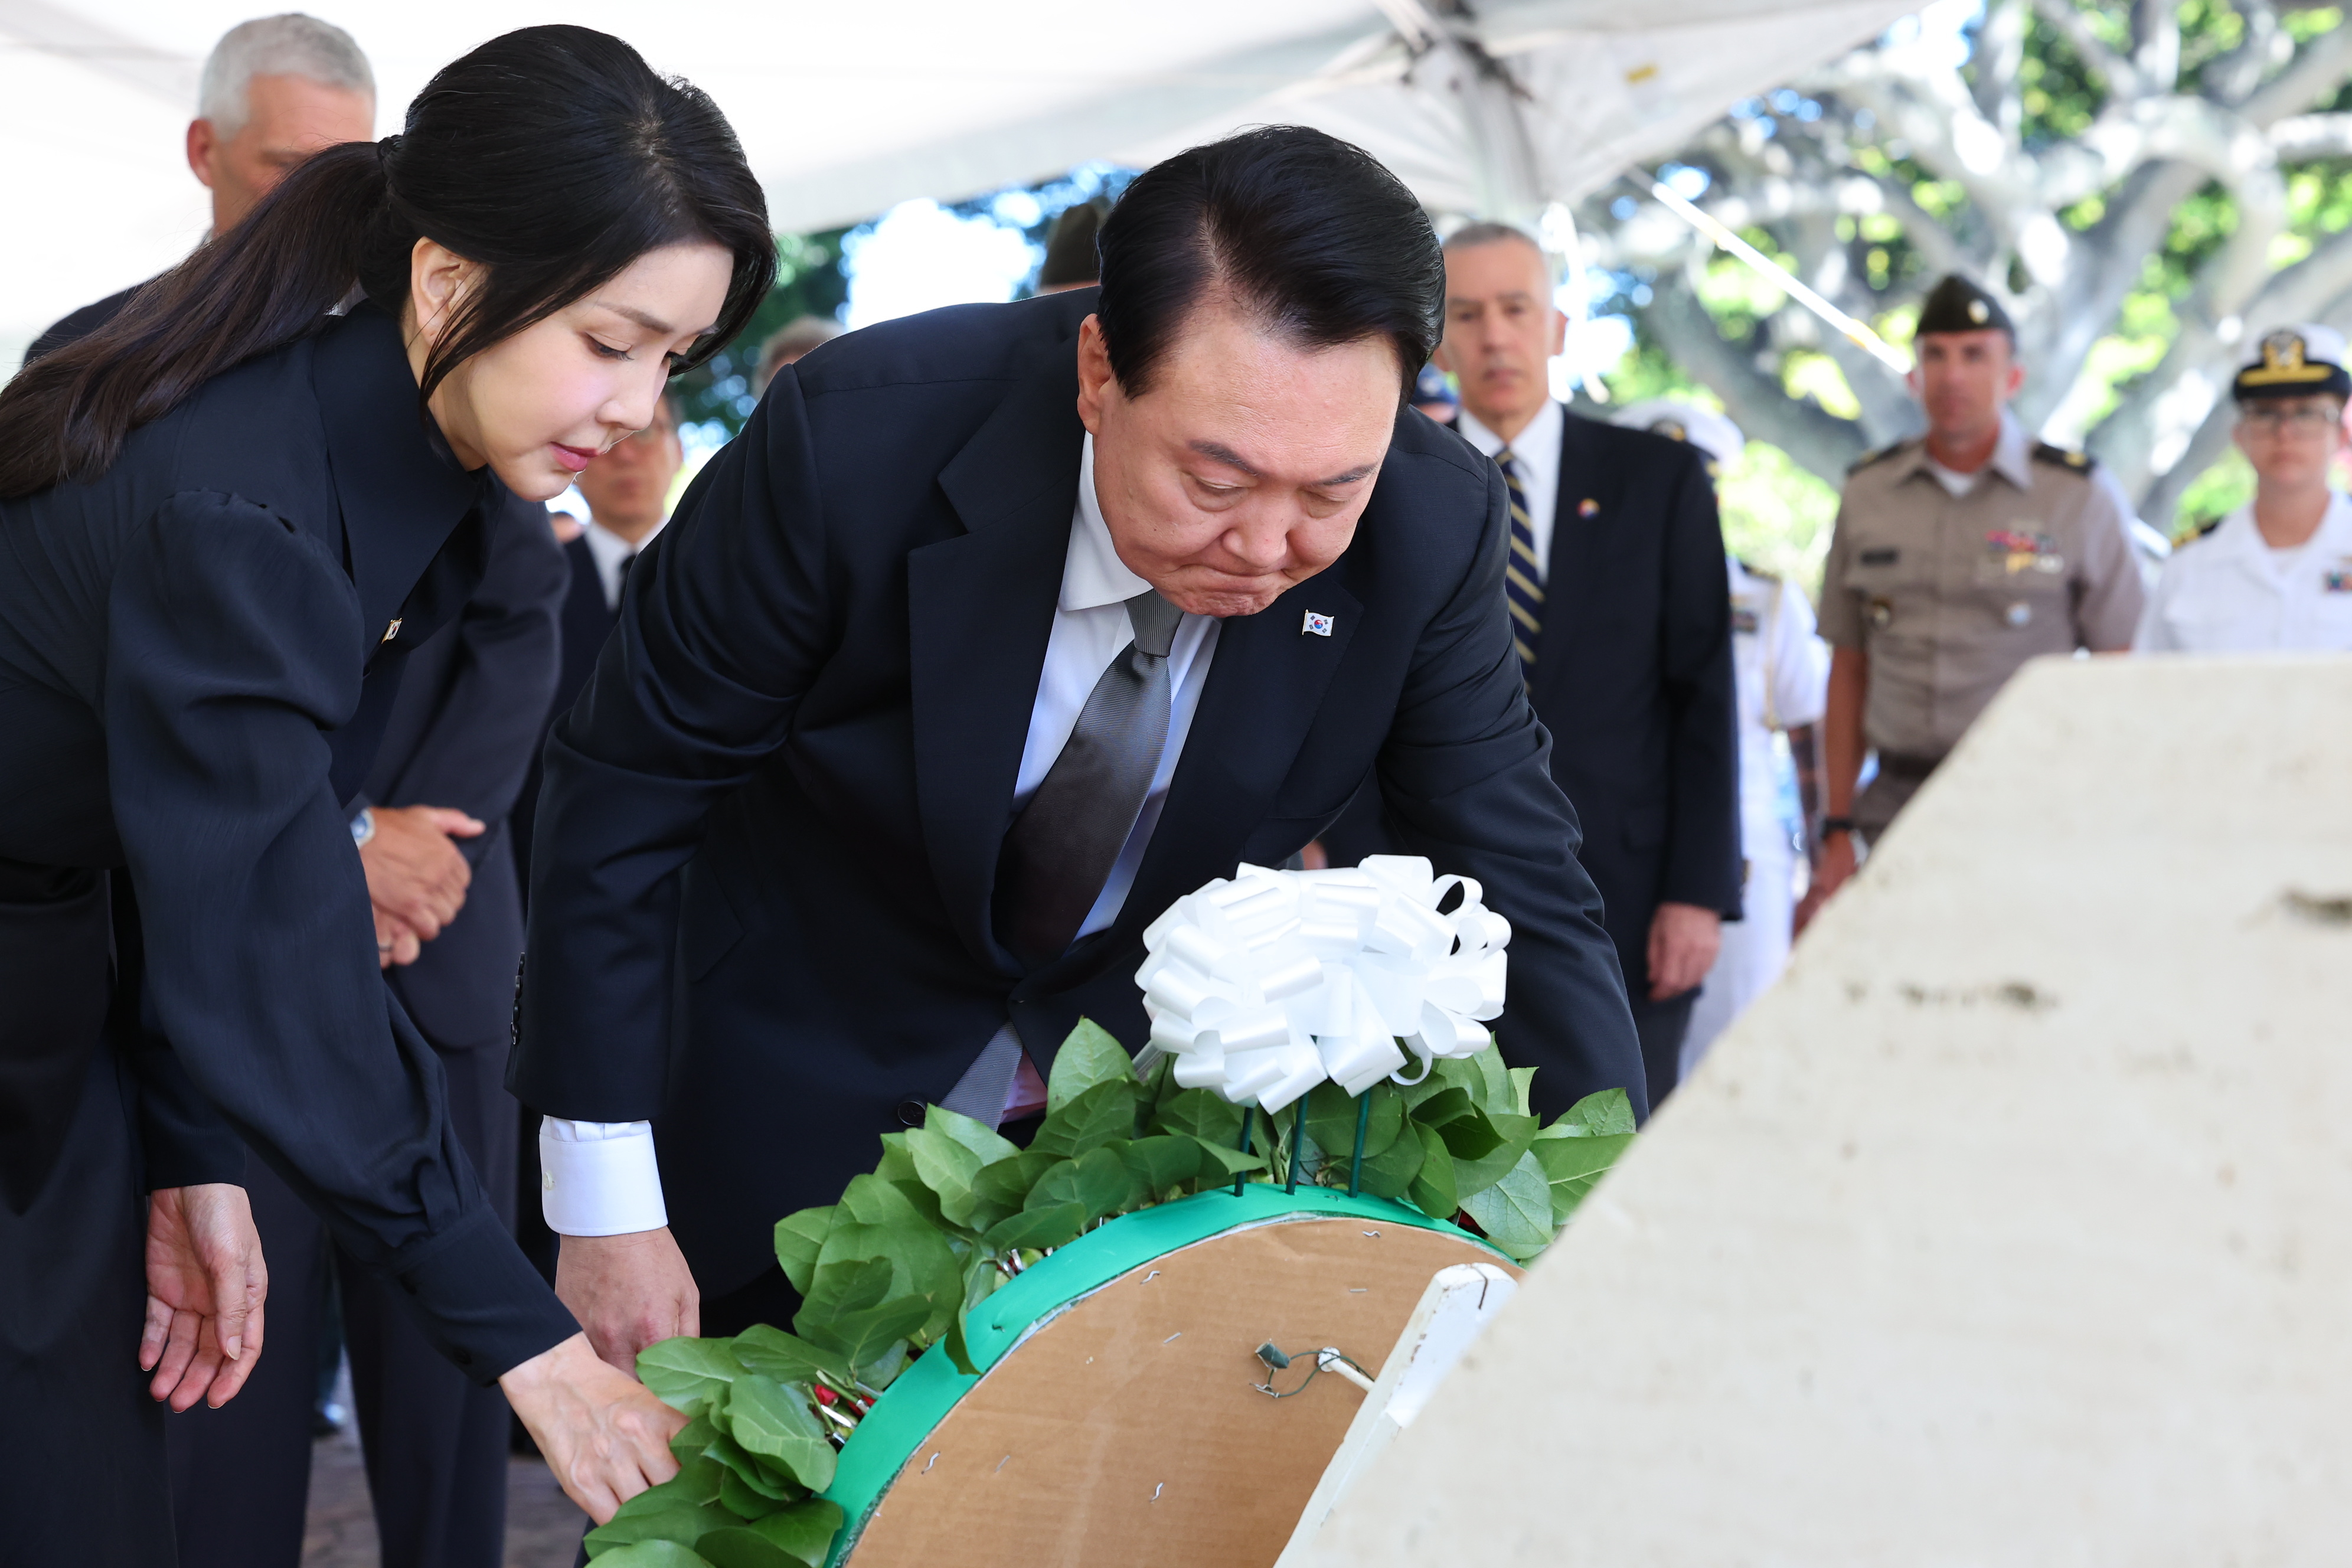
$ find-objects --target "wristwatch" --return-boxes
[1819,815,1857,837]
[350,806,377,848]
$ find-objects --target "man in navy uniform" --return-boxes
[513,128,1648,1373]
[1802,275,2143,926]
[1431,222,1741,1112]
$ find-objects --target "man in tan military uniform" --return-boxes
[1801,275,2144,925]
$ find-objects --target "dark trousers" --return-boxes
[169,1041,517,1568]
[1632,989,1697,1115]
[1,1046,176,1564]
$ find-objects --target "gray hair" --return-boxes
[1442,220,1545,259]
[754,316,844,391]
[198,14,374,132]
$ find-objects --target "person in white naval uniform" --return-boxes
[2137,324,2352,655]
[1615,401,1829,1076]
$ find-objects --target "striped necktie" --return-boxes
[1495,447,1543,684]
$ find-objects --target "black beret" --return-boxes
[1916,274,2014,338]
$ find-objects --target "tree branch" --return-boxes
[2131,0,2180,93]
[1647,262,1876,484]
[2269,113,2352,161]
[2028,0,2142,97]
[2242,22,2352,125]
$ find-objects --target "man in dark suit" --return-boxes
[25,14,375,365]
[512,393,681,898]
[1433,222,1740,1112]
[513,128,1647,1372]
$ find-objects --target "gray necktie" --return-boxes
[994,589,1184,966]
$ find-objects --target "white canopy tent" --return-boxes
[0,0,1916,362]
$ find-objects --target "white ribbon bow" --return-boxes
[1132,855,1510,1114]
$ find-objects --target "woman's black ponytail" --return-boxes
[0,25,774,499]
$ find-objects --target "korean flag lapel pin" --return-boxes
[1302,609,1335,637]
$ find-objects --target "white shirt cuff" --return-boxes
[538,1118,669,1236]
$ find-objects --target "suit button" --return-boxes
[896,1099,926,1128]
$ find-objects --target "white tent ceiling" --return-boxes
[0,0,1915,361]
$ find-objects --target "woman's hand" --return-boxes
[501,1332,687,1523]
[142,1183,268,1412]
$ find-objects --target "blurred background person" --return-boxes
[1432,223,1740,1112]
[27,14,375,358]
[1802,275,2144,930]
[2136,326,2352,654]
[751,314,844,396]
[1034,200,1103,293]
[1615,401,1830,1077]
[1412,361,1459,426]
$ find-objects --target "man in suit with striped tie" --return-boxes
[1433,223,1740,1110]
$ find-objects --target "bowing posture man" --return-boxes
[515,128,1645,1368]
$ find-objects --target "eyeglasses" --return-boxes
[2239,403,2344,434]
[621,423,675,447]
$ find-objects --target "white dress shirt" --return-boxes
[1456,398,1565,575]
[538,435,1219,1236]
[580,514,664,611]
[2134,492,2352,654]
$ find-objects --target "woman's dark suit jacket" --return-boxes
[0,305,574,1378]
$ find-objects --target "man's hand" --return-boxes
[373,909,422,968]
[557,1228,701,1376]
[360,805,484,951]
[1645,901,1721,1001]
[501,1332,686,1523]
[1795,831,1858,936]
[142,1184,267,1412]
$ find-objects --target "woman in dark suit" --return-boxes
[0,25,773,1556]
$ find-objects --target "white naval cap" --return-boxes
[2235,323,2351,399]
[1612,398,1746,469]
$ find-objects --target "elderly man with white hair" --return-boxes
[27,13,375,357]
[1616,400,1831,1077]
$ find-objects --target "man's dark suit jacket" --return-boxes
[511,535,616,899]
[361,500,567,1051]
[1530,411,1741,998]
[514,289,1645,1299]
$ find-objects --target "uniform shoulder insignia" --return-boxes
[2174,516,2223,546]
[2031,440,2095,472]
[1845,440,1909,475]
[1736,557,1779,582]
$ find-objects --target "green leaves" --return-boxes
[903,1108,1021,1227]
[590,1542,715,1567]
[593,1021,1646,1568]
[1556,1087,1638,1137]
[981,1201,1086,1253]
[771,1208,832,1295]
[1046,1017,1134,1112]
[1148,1084,1246,1146]
[1459,1151,1554,1262]
[1028,1077,1141,1159]
[695,1501,845,1568]
[1405,1121,1455,1217]
[1530,1128,1635,1219]
[637,1337,750,1416]
[723,1376,836,1492]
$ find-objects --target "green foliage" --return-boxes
[669,231,851,437]
[608,1021,1640,1564]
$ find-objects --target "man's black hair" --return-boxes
[1095,125,1442,398]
